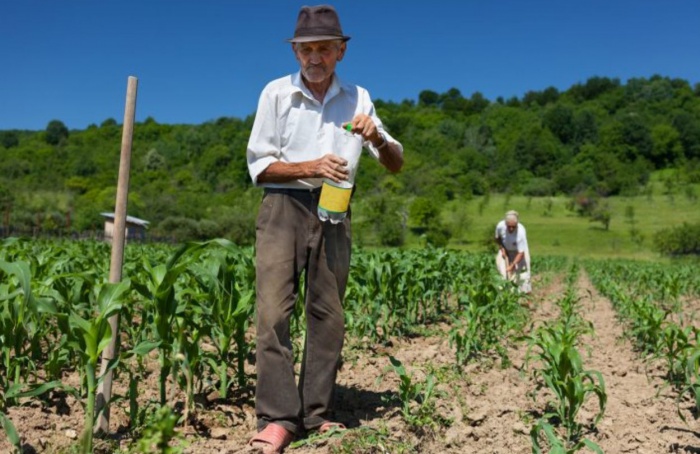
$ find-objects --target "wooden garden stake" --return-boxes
[95,75,138,434]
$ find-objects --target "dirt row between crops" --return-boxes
[575,273,700,454]
[4,270,700,453]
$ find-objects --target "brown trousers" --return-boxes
[254,188,351,435]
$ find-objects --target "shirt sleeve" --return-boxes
[517,225,528,252]
[495,221,503,240]
[247,86,281,185]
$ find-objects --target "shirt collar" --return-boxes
[291,71,344,103]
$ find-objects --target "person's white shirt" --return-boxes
[495,220,531,271]
[247,72,403,189]
[494,220,532,293]
[495,220,528,253]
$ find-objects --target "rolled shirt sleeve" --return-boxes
[247,86,282,185]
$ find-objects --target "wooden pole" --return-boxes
[95,76,138,434]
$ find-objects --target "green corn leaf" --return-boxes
[582,438,604,454]
[0,412,20,451]
[132,340,161,356]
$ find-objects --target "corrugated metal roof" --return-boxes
[100,212,150,227]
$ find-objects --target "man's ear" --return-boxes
[337,42,347,61]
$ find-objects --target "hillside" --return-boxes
[1,75,699,253]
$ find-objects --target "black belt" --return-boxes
[263,187,321,196]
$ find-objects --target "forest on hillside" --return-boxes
[1,75,699,246]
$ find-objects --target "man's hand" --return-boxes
[311,154,349,183]
[344,114,383,148]
[344,114,403,173]
[257,154,348,184]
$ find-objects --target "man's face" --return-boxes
[293,40,346,84]
[506,221,517,233]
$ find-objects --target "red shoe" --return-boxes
[249,423,295,454]
[318,421,347,433]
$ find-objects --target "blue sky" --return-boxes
[2,1,699,131]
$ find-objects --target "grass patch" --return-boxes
[439,181,700,260]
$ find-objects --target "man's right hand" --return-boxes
[312,154,349,183]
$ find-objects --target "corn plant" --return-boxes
[0,260,61,407]
[627,296,668,355]
[525,319,606,452]
[67,279,130,454]
[653,324,698,389]
[382,356,444,432]
[677,346,700,423]
[531,419,603,454]
[0,411,20,453]
[190,244,255,397]
[132,249,194,406]
[449,265,527,368]
[449,289,525,367]
[135,405,187,454]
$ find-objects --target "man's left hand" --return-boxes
[344,114,383,148]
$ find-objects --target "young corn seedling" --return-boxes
[132,249,194,406]
[382,356,443,432]
[0,411,20,453]
[0,260,61,407]
[191,248,254,397]
[525,321,606,452]
[136,405,188,454]
[652,324,698,390]
[67,279,130,454]
[677,346,700,423]
[531,419,603,454]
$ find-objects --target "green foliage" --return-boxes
[1,75,700,244]
[135,406,187,454]
[524,274,606,454]
[653,222,700,256]
[45,120,69,145]
[0,411,20,453]
[0,131,19,149]
[382,356,448,432]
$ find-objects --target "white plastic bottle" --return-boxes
[318,125,363,223]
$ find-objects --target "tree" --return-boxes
[418,90,440,107]
[0,130,19,148]
[467,91,490,115]
[0,183,13,230]
[143,148,167,171]
[45,120,69,145]
[543,104,575,144]
[650,124,683,167]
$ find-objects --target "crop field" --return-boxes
[1,238,700,453]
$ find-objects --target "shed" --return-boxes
[101,213,149,242]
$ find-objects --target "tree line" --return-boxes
[0,74,699,247]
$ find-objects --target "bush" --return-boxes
[653,222,700,256]
[523,177,556,197]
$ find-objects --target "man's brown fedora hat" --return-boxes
[287,5,351,43]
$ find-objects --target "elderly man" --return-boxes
[495,210,532,294]
[246,4,403,453]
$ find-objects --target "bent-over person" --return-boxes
[495,210,531,294]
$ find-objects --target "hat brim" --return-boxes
[287,35,351,43]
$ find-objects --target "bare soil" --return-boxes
[3,270,700,453]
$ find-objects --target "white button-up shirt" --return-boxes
[495,220,529,253]
[247,71,403,189]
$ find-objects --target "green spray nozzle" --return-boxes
[345,123,353,132]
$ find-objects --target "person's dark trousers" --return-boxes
[254,188,351,435]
